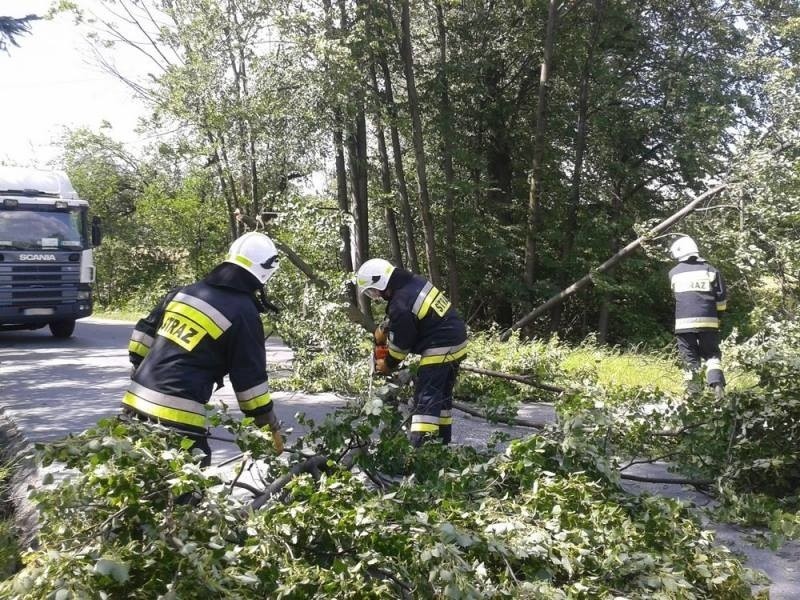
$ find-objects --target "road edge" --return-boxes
[0,406,41,549]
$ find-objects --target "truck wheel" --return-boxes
[49,320,76,338]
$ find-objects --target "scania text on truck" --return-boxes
[0,167,102,338]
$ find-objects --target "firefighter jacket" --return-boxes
[669,258,727,333]
[383,269,467,370]
[123,263,275,434]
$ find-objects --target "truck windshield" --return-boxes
[0,205,88,250]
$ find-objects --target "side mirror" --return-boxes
[91,216,103,247]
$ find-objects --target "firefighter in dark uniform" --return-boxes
[355,258,467,447]
[668,236,727,398]
[124,232,284,465]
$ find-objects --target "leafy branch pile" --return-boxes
[0,406,761,598]
[556,318,800,544]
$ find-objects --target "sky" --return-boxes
[1,0,148,168]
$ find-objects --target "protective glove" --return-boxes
[252,411,283,453]
[375,357,392,375]
[253,409,280,430]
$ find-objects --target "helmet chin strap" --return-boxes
[255,287,280,314]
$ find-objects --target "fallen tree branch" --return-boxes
[270,238,376,332]
[453,400,548,429]
[651,419,715,437]
[620,452,682,470]
[619,473,712,486]
[248,446,364,512]
[501,184,728,340]
[460,365,565,393]
[273,240,329,289]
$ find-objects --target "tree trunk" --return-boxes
[322,0,357,304]
[369,60,405,269]
[434,2,459,305]
[524,0,559,287]
[209,129,241,239]
[346,109,369,270]
[378,53,419,273]
[502,184,728,340]
[552,0,606,331]
[333,125,357,304]
[224,2,255,217]
[398,0,441,285]
[597,179,622,343]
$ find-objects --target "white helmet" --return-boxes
[670,236,700,262]
[224,232,280,284]
[355,258,396,299]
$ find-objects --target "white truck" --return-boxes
[0,167,102,338]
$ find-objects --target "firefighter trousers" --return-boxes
[675,330,725,387]
[409,362,460,447]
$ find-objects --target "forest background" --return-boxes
[52,0,797,347]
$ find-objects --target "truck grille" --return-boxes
[0,262,80,306]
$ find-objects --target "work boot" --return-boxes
[682,369,701,396]
[711,382,725,401]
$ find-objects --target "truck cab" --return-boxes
[0,167,101,338]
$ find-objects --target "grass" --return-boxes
[560,345,684,394]
[91,308,144,322]
[559,343,758,394]
[0,465,19,578]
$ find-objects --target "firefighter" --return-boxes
[355,258,467,447]
[668,236,727,398]
[124,232,283,465]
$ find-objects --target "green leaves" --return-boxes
[1,394,759,598]
[93,557,130,583]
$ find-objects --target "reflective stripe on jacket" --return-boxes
[669,259,727,333]
[383,270,467,369]
[123,267,274,433]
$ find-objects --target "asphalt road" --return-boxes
[0,316,545,466]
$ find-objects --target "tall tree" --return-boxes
[397,0,441,285]
[434,1,460,304]
[551,0,606,331]
[524,0,560,288]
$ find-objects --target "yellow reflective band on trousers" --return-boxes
[419,344,468,366]
[128,340,149,358]
[674,317,719,330]
[439,410,453,426]
[122,392,206,429]
[411,414,439,433]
